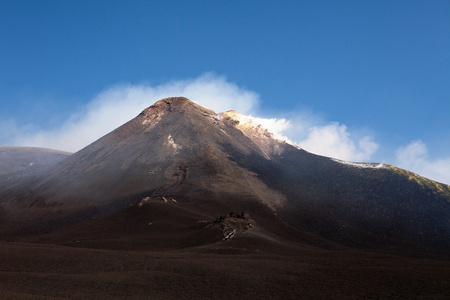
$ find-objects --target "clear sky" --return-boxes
[1,0,449,184]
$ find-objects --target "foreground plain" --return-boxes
[1,241,449,299]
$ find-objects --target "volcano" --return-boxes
[1,97,450,299]
[1,97,448,254]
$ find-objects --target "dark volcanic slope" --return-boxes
[0,98,287,239]
[1,97,449,254]
[0,147,71,176]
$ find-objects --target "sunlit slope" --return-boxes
[386,165,450,199]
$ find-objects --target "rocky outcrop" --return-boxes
[212,212,253,240]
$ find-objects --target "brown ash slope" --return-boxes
[0,97,449,254]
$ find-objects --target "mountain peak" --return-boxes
[219,110,291,158]
[139,97,216,120]
[140,97,192,114]
[155,96,192,105]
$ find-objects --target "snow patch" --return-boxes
[333,159,387,169]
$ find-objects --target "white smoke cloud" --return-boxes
[396,140,450,184]
[396,140,427,169]
[298,122,378,162]
[5,72,377,164]
[9,73,260,152]
[253,117,291,140]
[228,113,293,143]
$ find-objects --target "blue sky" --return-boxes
[1,1,449,184]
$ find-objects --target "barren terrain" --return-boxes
[1,241,449,299]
